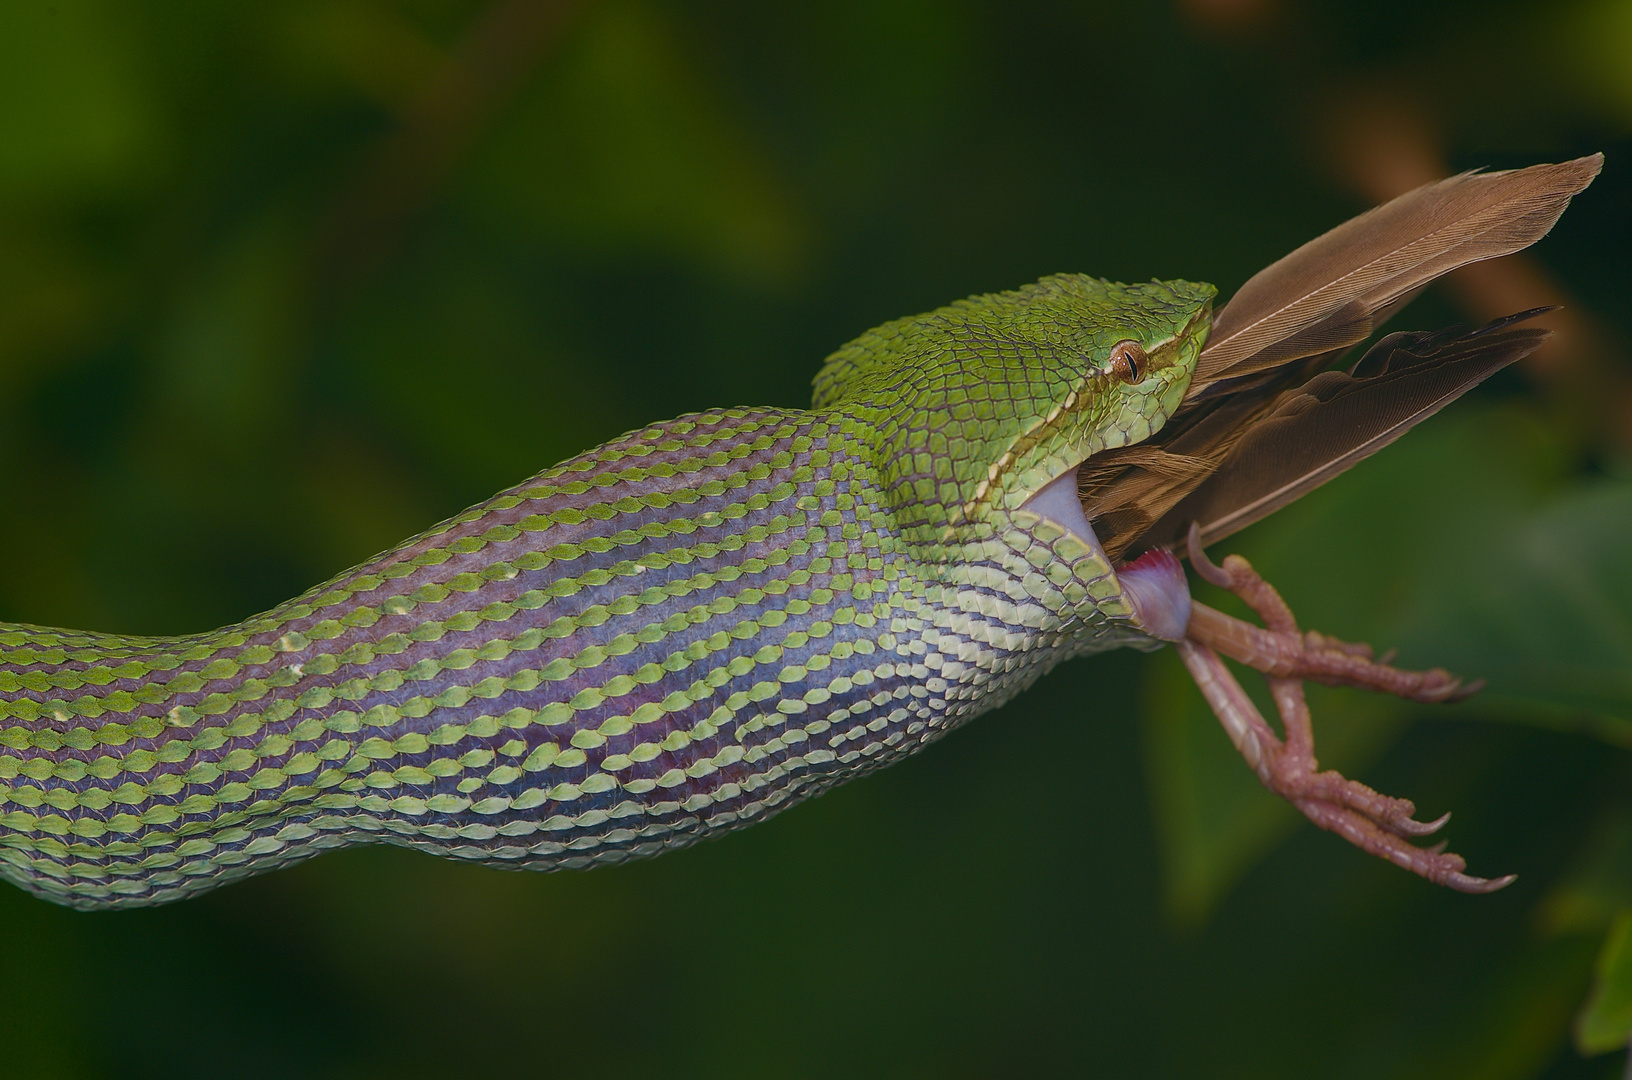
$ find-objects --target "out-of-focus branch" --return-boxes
[312,0,583,300]
[1176,0,1281,33]
[1323,89,1589,375]
[1179,0,1631,449]
[1320,86,1632,448]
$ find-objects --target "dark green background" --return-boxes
[2,2,1630,1076]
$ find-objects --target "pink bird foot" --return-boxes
[1176,525,1513,893]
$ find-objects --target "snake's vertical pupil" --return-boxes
[1110,340,1145,383]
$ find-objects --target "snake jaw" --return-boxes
[1017,464,1192,642]
[1018,465,1110,561]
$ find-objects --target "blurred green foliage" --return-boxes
[0,1,1630,1077]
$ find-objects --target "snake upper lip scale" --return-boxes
[0,156,1600,909]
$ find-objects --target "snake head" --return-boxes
[813,274,1213,546]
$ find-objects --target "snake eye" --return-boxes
[1108,340,1146,384]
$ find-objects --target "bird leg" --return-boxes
[1176,524,1513,893]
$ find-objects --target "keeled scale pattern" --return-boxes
[0,274,1211,909]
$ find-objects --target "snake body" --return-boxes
[0,276,1211,908]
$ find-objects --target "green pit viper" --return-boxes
[0,156,1600,909]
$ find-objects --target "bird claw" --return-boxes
[1174,524,1510,893]
[1291,792,1513,894]
[1183,523,1476,704]
[1445,677,1486,703]
[1396,810,1452,838]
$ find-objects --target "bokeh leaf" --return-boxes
[468,0,809,282]
[1408,475,1632,741]
[0,0,160,204]
[1577,909,1632,1054]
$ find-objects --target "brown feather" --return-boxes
[1192,154,1600,388]
[1130,311,1553,555]
[1081,155,1600,563]
[1077,446,1213,555]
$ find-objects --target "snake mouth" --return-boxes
[1019,463,1192,641]
[1017,465,1111,563]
